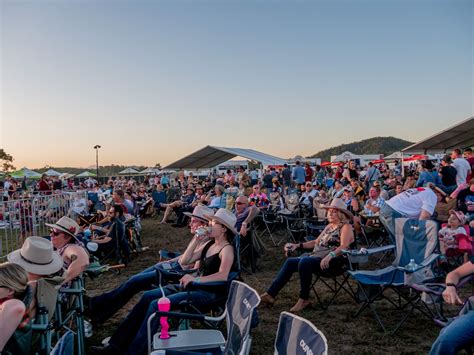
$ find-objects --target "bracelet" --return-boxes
[299,242,304,250]
[446,282,457,288]
[329,252,337,258]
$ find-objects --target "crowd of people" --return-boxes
[1,147,474,354]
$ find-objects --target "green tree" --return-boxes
[0,149,16,172]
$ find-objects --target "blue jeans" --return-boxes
[90,262,182,322]
[267,256,346,300]
[429,311,474,355]
[379,203,405,244]
[108,285,218,355]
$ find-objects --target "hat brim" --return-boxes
[183,212,208,223]
[322,206,354,220]
[202,214,238,235]
[7,249,63,276]
[45,223,81,243]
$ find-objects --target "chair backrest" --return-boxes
[152,191,167,207]
[50,330,74,355]
[394,218,439,283]
[223,281,261,355]
[166,188,181,202]
[274,312,328,355]
[36,276,64,320]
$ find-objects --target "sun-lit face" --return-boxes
[50,228,70,249]
[447,214,462,229]
[210,220,226,238]
[327,208,340,223]
[189,217,207,234]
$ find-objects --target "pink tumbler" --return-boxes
[157,296,171,339]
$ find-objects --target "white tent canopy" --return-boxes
[44,169,62,177]
[163,146,287,169]
[384,152,403,160]
[60,173,75,179]
[76,171,96,178]
[402,116,474,154]
[118,167,139,175]
[140,167,161,175]
[331,151,363,162]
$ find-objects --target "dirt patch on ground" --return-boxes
[86,216,459,354]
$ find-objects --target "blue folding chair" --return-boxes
[348,218,440,332]
[148,281,260,354]
[274,312,328,355]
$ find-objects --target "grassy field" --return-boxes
[86,215,463,354]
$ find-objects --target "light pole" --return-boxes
[94,145,101,181]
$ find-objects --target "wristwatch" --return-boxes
[446,282,457,288]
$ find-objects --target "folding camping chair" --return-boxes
[274,312,328,355]
[281,215,306,244]
[260,209,282,246]
[55,276,87,355]
[148,281,260,355]
[348,218,440,333]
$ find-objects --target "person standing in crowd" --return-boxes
[463,147,474,182]
[392,160,402,178]
[439,155,458,194]
[416,160,442,187]
[281,164,292,193]
[451,148,471,187]
[364,162,380,191]
[304,163,313,183]
[38,174,51,194]
[262,169,274,191]
[249,168,259,187]
[292,161,306,187]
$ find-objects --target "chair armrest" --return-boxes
[396,253,440,274]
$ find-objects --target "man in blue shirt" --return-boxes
[292,161,306,187]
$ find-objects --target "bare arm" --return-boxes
[179,238,208,266]
[0,299,25,351]
[63,245,90,283]
[419,209,432,220]
[443,261,474,304]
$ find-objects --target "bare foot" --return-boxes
[289,298,312,312]
[260,292,276,306]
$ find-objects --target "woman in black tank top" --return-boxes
[92,209,237,355]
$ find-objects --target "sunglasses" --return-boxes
[50,229,63,237]
[236,202,246,205]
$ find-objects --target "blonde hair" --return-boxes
[0,262,28,298]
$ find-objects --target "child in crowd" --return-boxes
[439,210,469,263]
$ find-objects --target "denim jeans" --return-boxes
[107,285,218,355]
[379,203,405,244]
[267,256,346,300]
[429,310,474,355]
[90,262,182,323]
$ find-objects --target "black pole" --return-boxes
[94,145,101,182]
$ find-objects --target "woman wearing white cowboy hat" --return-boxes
[260,198,355,312]
[45,216,89,284]
[90,208,237,355]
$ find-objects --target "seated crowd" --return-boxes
[1,147,474,354]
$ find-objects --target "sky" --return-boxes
[0,0,473,169]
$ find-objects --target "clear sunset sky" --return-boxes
[1,0,472,169]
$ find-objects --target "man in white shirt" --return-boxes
[451,148,471,186]
[379,185,444,242]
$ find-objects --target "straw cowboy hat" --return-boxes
[183,205,215,222]
[8,237,63,275]
[45,216,80,240]
[322,198,354,220]
[427,183,447,197]
[204,208,238,235]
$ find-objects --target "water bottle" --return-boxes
[406,259,418,272]
[83,320,93,338]
[157,296,171,339]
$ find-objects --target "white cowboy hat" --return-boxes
[45,216,81,241]
[322,198,354,220]
[183,205,215,222]
[8,237,63,275]
[203,208,238,235]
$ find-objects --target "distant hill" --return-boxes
[309,137,413,161]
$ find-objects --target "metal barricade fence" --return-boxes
[0,191,88,260]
